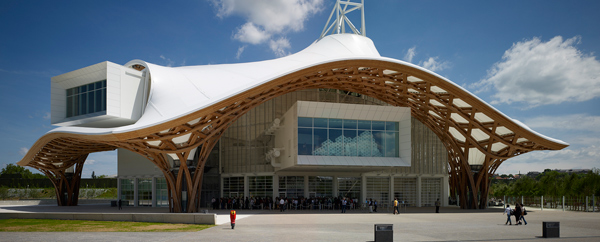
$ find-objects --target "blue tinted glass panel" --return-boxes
[298,128,313,155]
[372,131,384,157]
[343,119,357,129]
[357,130,373,157]
[386,122,399,131]
[313,128,328,156]
[67,89,73,96]
[329,119,342,128]
[298,117,312,128]
[384,132,399,157]
[343,129,357,156]
[101,89,106,111]
[314,118,328,128]
[88,91,95,113]
[66,96,73,117]
[95,81,102,89]
[88,83,95,91]
[80,93,87,115]
[372,121,385,130]
[80,85,87,93]
[95,90,102,111]
[328,129,343,156]
[357,120,371,130]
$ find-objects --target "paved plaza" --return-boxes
[1,204,599,241]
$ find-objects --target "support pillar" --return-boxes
[39,154,88,206]
[416,176,422,207]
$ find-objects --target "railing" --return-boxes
[500,195,598,212]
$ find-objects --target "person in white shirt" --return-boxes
[280,198,285,212]
[503,205,513,225]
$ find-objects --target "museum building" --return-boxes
[18,1,567,212]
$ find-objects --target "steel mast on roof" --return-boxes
[320,0,365,39]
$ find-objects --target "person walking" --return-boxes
[435,198,441,213]
[503,205,512,225]
[514,203,522,225]
[368,198,373,213]
[520,203,528,225]
[341,197,347,213]
[373,200,378,212]
[393,198,399,215]
[118,199,122,210]
[280,197,285,212]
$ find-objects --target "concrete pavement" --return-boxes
[1,204,599,241]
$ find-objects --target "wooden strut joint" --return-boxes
[21,60,568,211]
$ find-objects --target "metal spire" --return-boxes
[320,0,366,39]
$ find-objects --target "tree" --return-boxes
[0,164,45,179]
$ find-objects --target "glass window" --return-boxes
[386,121,399,131]
[329,119,343,128]
[138,178,152,206]
[372,121,385,130]
[314,118,328,128]
[313,128,328,156]
[394,177,417,206]
[156,178,169,207]
[279,176,304,199]
[298,117,399,158]
[338,177,361,201]
[343,119,356,129]
[298,128,313,155]
[308,176,332,197]
[66,80,107,118]
[249,176,273,198]
[366,177,389,207]
[119,178,134,206]
[358,120,371,130]
[298,117,312,127]
[343,129,357,156]
[223,177,244,197]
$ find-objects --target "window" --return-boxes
[394,177,416,205]
[421,178,441,207]
[298,117,400,157]
[156,178,169,207]
[366,177,389,207]
[119,178,134,206]
[308,176,332,197]
[338,177,361,200]
[223,177,244,197]
[249,176,273,198]
[66,80,106,118]
[279,176,304,198]
[137,178,152,206]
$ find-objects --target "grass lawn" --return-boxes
[0,219,213,232]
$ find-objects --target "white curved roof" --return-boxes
[44,34,567,147]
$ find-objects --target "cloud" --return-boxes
[235,45,247,60]
[420,57,450,72]
[233,22,271,44]
[404,46,416,63]
[497,145,600,174]
[43,112,51,120]
[524,114,600,132]
[160,55,175,67]
[269,37,291,57]
[471,36,600,108]
[211,0,324,56]
[19,147,29,156]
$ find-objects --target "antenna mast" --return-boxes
[320,0,365,39]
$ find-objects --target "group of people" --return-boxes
[211,196,359,211]
[503,203,528,225]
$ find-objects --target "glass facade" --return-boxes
[421,178,442,206]
[66,80,107,118]
[308,176,333,197]
[298,117,399,157]
[156,178,169,207]
[279,176,304,198]
[248,176,273,198]
[120,178,134,206]
[137,178,152,206]
[223,177,244,197]
[394,177,417,205]
[337,177,361,200]
[366,177,390,207]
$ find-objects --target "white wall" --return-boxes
[117,148,163,177]
[50,61,146,127]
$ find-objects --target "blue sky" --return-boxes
[1,0,599,177]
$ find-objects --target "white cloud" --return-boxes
[235,45,247,60]
[420,57,450,72]
[211,0,324,56]
[233,22,271,44]
[471,36,600,108]
[43,112,51,120]
[159,55,175,67]
[524,114,600,132]
[269,37,291,57]
[496,145,600,174]
[404,46,416,63]
[19,147,29,156]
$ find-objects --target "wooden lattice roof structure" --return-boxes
[18,34,568,211]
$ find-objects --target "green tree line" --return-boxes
[490,169,600,198]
